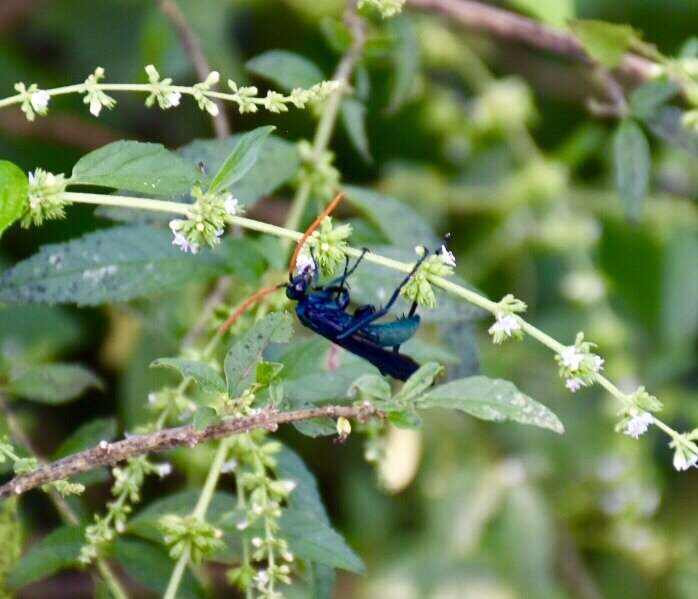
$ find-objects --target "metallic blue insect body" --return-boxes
[287,249,428,381]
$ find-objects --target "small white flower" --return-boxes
[172,231,199,254]
[147,392,157,405]
[278,480,297,494]
[221,459,237,473]
[591,355,605,372]
[565,377,584,392]
[673,445,698,471]
[155,462,172,478]
[624,412,653,439]
[165,90,181,107]
[560,346,584,371]
[488,314,521,341]
[236,519,249,531]
[254,569,269,588]
[30,90,50,113]
[295,252,316,275]
[251,536,263,548]
[90,97,104,116]
[223,195,239,216]
[439,244,456,267]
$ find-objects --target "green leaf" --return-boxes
[256,361,285,385]
[277,449,364,573]
[208,126,275,194]
[394,362,443,404]
[113,538,204,599]
[224,312,293,398]
[0,226,224,306]
[193,406,219,431]
[246,50,324,91]
[387,14,420,113]
[349,374,392,402]
[341,99,372,163]
[613,119,650,221]
[150,357,226,394]
[569,19,641,68]
[8,525,83,590]
[630,79,679,120]
[179,134,300,209]
[419,376,564,434]
[281,508,366,573]
[344,186,439,249]
[0,161,28,238]
[661,230,698,347]
[9,363,102,404]
[308,564,336,599]
[219,237,268,283]
[387,409,422,429]
[508,0,573,28]
[71,141,200,196]
[320,17,352,54]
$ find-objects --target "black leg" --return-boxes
[336,250,429,340]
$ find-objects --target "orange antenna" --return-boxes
[288,192,346,276]
[219,284,285,333]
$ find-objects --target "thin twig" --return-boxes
[407,0,658,84]
[182,276,233,347]
[159,0,230,137]
[0,404,377,500]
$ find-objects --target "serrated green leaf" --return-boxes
[394,361,443,404]
[208,126,275,194]
[151,357,226,394]
[246,50,324,91]
[224,312,294,398]
[179,134,300,209]
[569,19,640,68]
[387,14,420,113]
[341,99,372,163]
[193,406,219,431]
[630,79,679,120]
[9,363,102,404]
[509,0,573,28]
[71,141,200,196]
[113,538,204,599]
[419,376,564,433]
[0,161,27,238]
[613,119,650,221]
[8,525,83,590]
[0,226,224,306]
[277,449,364,573]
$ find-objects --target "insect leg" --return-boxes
[336,250,429,340]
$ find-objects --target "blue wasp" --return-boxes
[220,193,438,380]
[286,246,429,380]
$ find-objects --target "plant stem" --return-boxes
[282,0,366,236]
[163,436,232,599]
[163,544,191,599]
